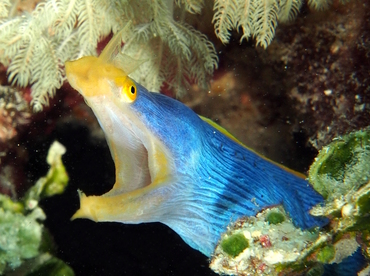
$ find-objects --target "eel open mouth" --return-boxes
[70,95,173,223]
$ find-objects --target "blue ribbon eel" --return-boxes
[65,32,327,257]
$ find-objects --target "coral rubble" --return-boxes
[211,128,370,275]
[210,206,325,275]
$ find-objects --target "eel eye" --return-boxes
[130,85,136,95]
[115,77,137,103]
[121,79,137,103]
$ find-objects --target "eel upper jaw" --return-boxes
[95,98,155,195]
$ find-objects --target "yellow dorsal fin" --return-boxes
[199,115,307,179]
[98,22,131,64]
[114,53,149,76]
[199,115,241,144]
[98,21,147,76]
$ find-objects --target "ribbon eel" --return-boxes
[65,32,327,257]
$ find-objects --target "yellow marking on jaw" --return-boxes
[152,148,169,182]
[71,175,171,222]
[65,57,128,98]
[81,133,172,220]
[72,126,172,222]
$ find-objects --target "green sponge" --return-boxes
[266,211,285,225]
[221,233,249,257]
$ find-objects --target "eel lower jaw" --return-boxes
[71,190,99,221]
[70,180,158,223]
[71,145,162,223]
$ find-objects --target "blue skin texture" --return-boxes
[128,85,328,256]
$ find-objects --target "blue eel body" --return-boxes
[128,86,328,256]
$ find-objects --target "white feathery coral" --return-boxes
[0,0,351,111]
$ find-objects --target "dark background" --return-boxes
[28,121,216,276]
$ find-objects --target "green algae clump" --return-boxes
[0,207,43,273]
[309,128,370,200]
[266,211,285,225]
[0,141,73,275]
[220,233,249,257]
[316,245,335,263]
